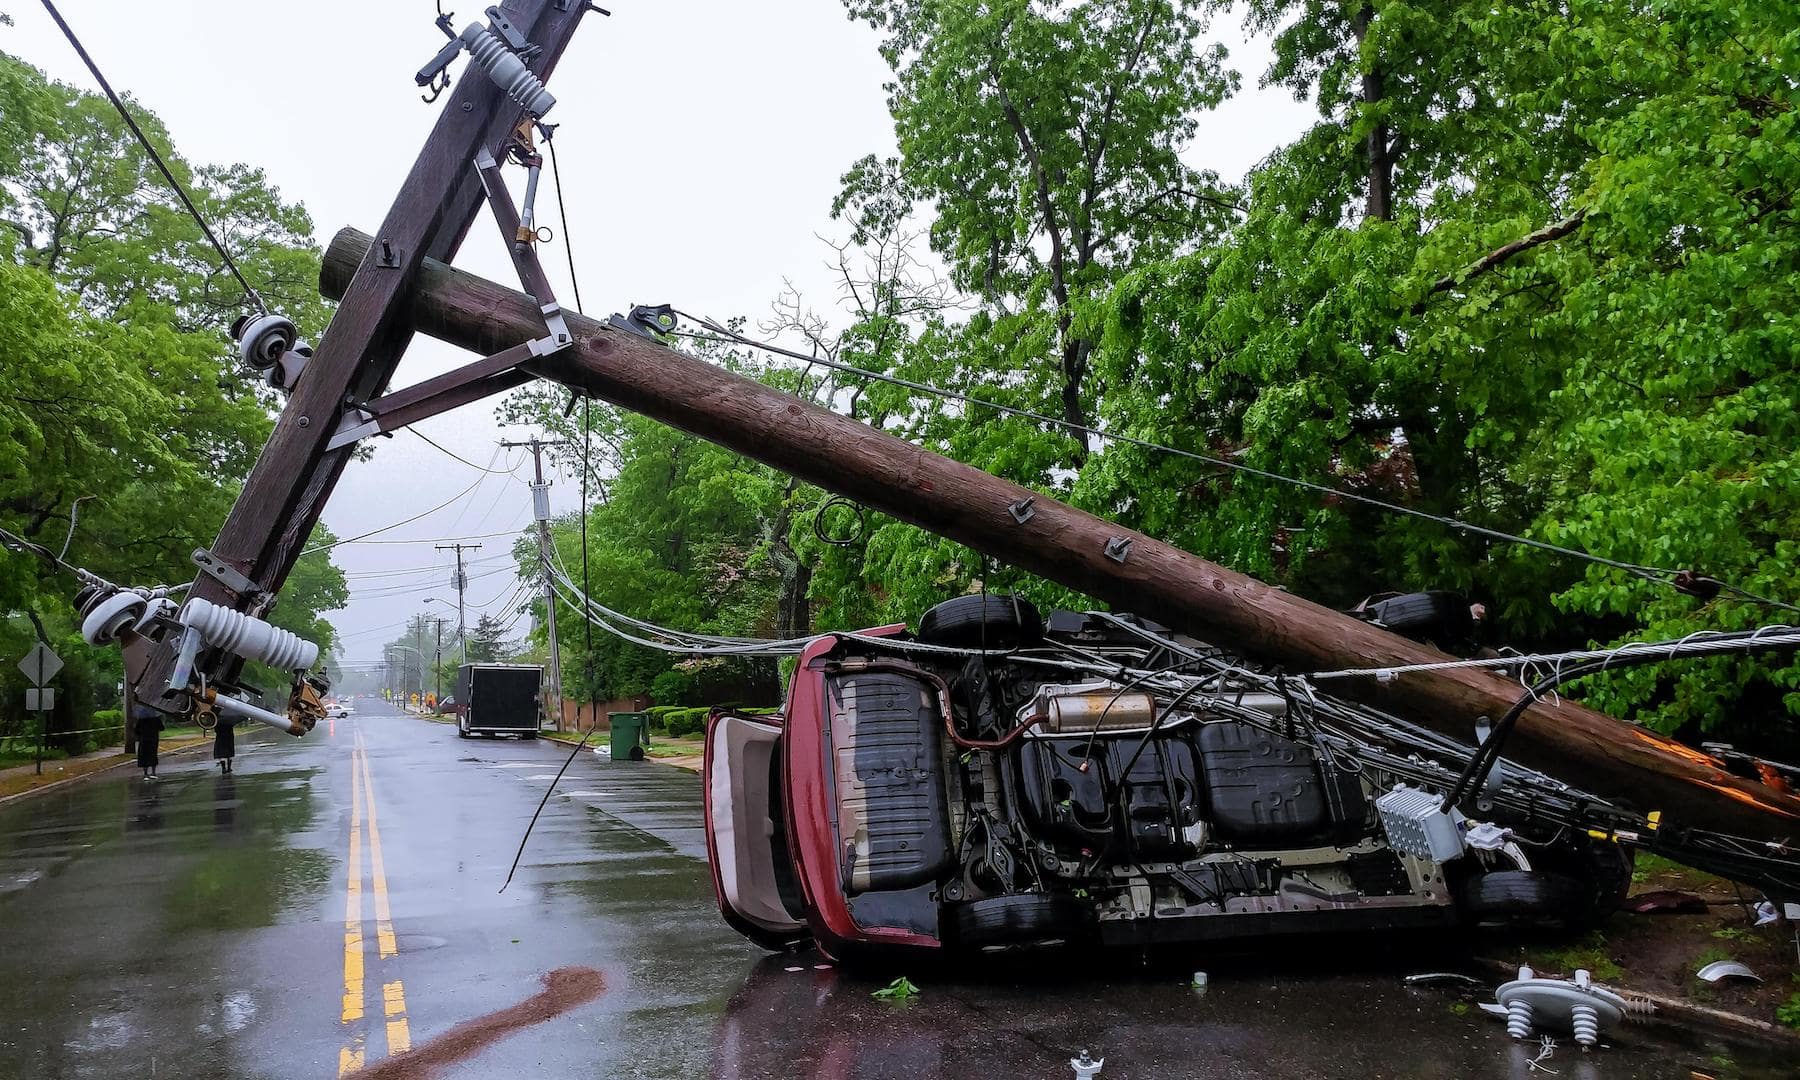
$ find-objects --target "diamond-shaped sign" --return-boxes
[17,642,63,686]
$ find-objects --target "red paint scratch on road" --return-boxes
[351,966,606,1079]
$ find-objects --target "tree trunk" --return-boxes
[320,226,1800,838]
[1352,4,1393,222]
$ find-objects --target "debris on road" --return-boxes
[1695,960,1761,984]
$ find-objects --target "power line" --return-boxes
[411,429,523,475]
[319,529,526,548]
[301,474,491,555]
[38,0,266,314]
[672,314,1800,614]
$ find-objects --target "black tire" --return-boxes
[456,724,469,739]
[917,595,1042,650]
[1458,870,1588,925]
[626,745,645,762]
[951,893,1086,948]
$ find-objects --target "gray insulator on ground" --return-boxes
[1506,998,1534,1040]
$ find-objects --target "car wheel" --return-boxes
[951,893,1086,949]
[917,594,1043,650]
[1458,870,1588,926]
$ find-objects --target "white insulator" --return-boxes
[1621,996,1656,1022]
[180,597,318,672]
[81,591,147,646]
[460,23,556,117]
[1506,999,1534,1040]
[1569,1003,1599,1048]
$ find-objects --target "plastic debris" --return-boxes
[1404,972,1483,986]
[1191,971,1208,990]
[1070,1049,1104,1080]
[1695,960,1760,984]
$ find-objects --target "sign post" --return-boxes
[18,642,64,776]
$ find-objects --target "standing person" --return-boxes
[132,701,163,780]
[213,716,238,774]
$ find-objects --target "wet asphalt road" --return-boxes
[0,698,1789,1079]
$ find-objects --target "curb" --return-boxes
[0,738,213,805]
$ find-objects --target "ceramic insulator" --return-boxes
[180,597,318,672]
[1569,1003,1599,1047]
[1505,999,1534,1040]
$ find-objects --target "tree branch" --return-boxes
[1413,209,1587,314]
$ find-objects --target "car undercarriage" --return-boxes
[762,596,1760,955]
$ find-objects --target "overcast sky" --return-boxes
[4,1,1315,664]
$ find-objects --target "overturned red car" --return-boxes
[702,596,1631,959]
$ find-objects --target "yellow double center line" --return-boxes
[340,729,412,1076]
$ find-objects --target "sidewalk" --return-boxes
[0,734,212,801]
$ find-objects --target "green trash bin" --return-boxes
[608,712,649,761]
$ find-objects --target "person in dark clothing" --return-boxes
[213,717,237,773]
[132,703,163,780]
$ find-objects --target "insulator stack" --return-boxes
[459,24,555,116]
[179,597,319,672]
[1569,1003,1600,1047]
[1506,999,1534,1040]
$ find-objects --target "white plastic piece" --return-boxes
[179,597,319,672]
[1375,784,1466,862]
[1695,959,1761,984]
[1463,821,1509,851]
[81,591,147,646]
[1070,1050,1104,1080]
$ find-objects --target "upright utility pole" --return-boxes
[435,543,482,663]
[430,616,447,703]
[501,437,566,730]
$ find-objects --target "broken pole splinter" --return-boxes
[320,226,1800,839]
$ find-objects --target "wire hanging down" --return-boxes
[38,0,266,314]
[670,314,1798,615]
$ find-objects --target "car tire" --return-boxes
[917,595,1043,650]
[951,893,1086,949]
[1458,870,1589,925]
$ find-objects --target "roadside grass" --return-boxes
[0,730,212,799]
[1537,930,1624,982]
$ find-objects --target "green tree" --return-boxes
[1096,0,1800,735]
[0,47,345,731]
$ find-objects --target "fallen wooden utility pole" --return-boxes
[322,227,1800,839]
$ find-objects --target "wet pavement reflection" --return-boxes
[0,699,1790,1078]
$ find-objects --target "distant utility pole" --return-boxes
[435,542,482,664]
[501,437,566,731]
[430,617,447,702]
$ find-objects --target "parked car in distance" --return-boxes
[434,695,457,715]
[702,596,1630,960]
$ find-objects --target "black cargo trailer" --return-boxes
[454,664,543,738]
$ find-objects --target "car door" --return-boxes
[702,711,808,949]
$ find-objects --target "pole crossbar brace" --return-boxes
[325,139,575,453]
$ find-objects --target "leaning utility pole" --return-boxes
[501,437,566,730]
[436,543,482,663]
[131,0,595,709]
[319,229,1800,839]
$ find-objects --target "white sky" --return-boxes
[4,1,1315,663]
